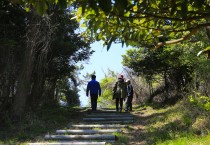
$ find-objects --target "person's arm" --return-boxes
[131,85,134,96]
[112,82,118,100]
[112,82,117,94]
[98,82,101,96]
[127,85,131,96]
[124,83,127,101]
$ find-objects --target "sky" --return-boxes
[79,41,129,107]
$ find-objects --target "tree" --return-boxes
[74,0,210,50]
[0,0,27,117]
[122,29,210,103]
[97,69,117,108]
[1,1,93,118]
[11,1,210,50]
[56,76,80,107]
[37,6,93,107]
[15,0,210,60]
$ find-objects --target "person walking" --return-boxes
[125,79,134,112]
[86,75,101,111]
[112,74,127,112]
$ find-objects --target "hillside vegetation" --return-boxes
[127,98,210,145]
[0,98,209,144]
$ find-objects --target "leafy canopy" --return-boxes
[10,0,210,50]
[73,0,210,50]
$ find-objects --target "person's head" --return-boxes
[91,74,96,80]
[117,74,124,82]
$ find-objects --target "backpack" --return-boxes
[113,81,126,99]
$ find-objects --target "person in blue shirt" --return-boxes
[86,75,101,111]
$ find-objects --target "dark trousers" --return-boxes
[90,94,98,111]
[126,96,133,111]
[116,98,123,111]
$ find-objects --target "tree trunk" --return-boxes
[12,47,34,117]
[12,11,55,116]
[27,77,45,109]
[148,81,154,103]
[12,12,38,117]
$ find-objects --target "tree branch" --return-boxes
[155,28,199,49]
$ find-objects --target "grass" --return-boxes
[156,134,210,145]
[0,105,86,145]
[126,99,210,145]
[107,132,128,145]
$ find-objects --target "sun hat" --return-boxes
[118,74,123,79]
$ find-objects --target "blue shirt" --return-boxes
[86,79,101,96]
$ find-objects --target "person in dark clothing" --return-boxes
[86,75,101,111]
[125,79,133,111]
[112,74,127,112]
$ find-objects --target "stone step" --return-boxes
[28,109,133,145]
[99,108,116,110]
[86,114,133,118]
[28,141,106,145]
[56,129,121,134]
[90,111,130,113]
[99,108,133,112]
[83,117,133,121]
[82,120,133,124]
[68,124,127,129]
[45,134,116,140]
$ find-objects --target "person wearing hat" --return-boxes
[86,74,101,111]
[125,79,133,112]
[112,74,127,112]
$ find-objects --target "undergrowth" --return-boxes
[1,97,210,145]
[0,105,84,145]
[143,97,210,144]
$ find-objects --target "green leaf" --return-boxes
[122,41,125,48]
[25,7,30,12]
[124,11,130,17]
[80,23,86,28]
[107,37,115,51]
[89,0,99,15]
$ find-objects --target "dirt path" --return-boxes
[126,107,160,145]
